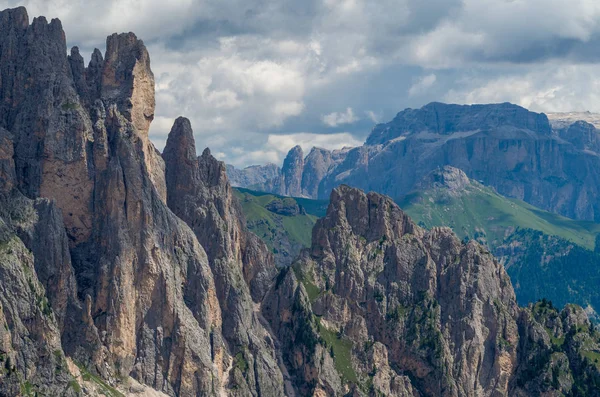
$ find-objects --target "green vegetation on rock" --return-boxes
[234,188,327,266]
[317,319,358,383]
[519,300,600,394]
[76,362,124,397]
[397,180,600,250]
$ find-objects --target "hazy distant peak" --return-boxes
[367,102,551,145]
[417,166,472,192]
[546,111,600,129]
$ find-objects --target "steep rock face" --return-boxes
[301,147,337,198]
[317,103,600,221]
[0,7,231,396]
[76,105,223,396]
[0,128,15,192]
[305,185,519,396]
[556,120,600,153]
[0,229,78,397]
[99,32,167,202]
[262,185,518,396]
[228,146,349,199]
[0,129,79,396]
[262,268,343,396]
[0,7,95,244]
[263,185,600,396]
[366,102,552,145]
[163,117,285,396]
[511,302,600,396]
[281,145,305,197]
[163,117,276,300]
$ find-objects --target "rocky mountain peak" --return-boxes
[226,162,282,187]
[547,111,600,129]
[301,147,334,197]
[102,32,154,136]
[163,117,276,299]
[0,6,28,30]
[163,116,196,161]
[557,119,600,152]
[367,102,552,145]
[283,144,304,168]
[323,184,418,243]
[199,146,229,188]
[2,6,600,397]
[269,184,526,395]
[417,166,472,192]
[282,144,305,196]
[228,144,350,198]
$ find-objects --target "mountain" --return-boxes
[233,188,328,266]
[264,185,600,396]
[231,102,600,222]
[365,102,552,145]
[547,111,600,129]
[227,163,281,189]
[1,6,599,397]
[0,7,286,396]
[237,167,600,323]
[398,166,600,250]
[398,166,600,321]
[228,146,350,198]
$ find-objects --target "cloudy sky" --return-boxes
[5,0,600,166]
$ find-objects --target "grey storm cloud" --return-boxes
[4,0,600,166]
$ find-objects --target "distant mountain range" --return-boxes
[547,111,600,129]
[398,166,600,250]
[229,102,600,222]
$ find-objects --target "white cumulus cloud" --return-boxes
[408,74,437,96]
[321,108,359,127]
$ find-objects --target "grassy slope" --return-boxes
[236,182,600,253]
[397,183,600,251]
[233,188,327,251]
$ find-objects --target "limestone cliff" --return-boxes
[227,163,281,189]
[320,103,600,222]
[263,185,600,396]
[163,117,285,396]
[0,6,271,396]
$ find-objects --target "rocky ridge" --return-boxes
[263,185,600,396]
[232,102,600,222]
[0,6,285,396]
[547,111,600,129]
[228,146,350,198]
[227,163,281,189]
